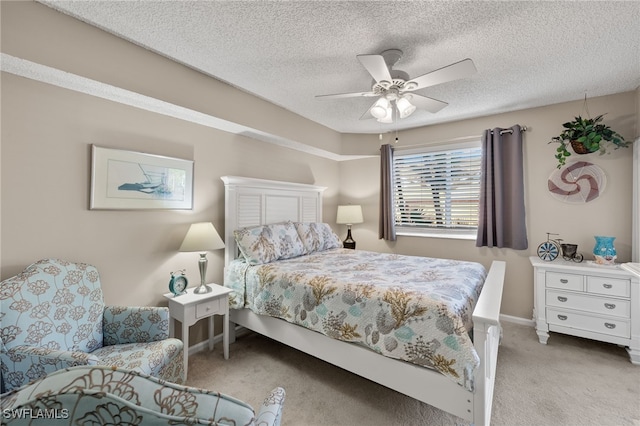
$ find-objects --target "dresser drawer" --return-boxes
[546,272,583,291]
[586,276,630,298]
[547,308,630,338]
[196,299,221,319]
[546,290,630,318]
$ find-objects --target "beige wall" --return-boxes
[1,1,638,335]
[0,2,340,344]
[338,92,637,319]
[636,86,640,138]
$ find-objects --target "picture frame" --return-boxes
[90,145,194,210]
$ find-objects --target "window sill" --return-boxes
[396,230,477,241]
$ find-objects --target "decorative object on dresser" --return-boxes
[560,243,583,263]
[530,256,640,364]
[593,235,617,265]
[180,222,225,294]
[163,284,233,379]
[537,233,583,263]
[336,204,364,249]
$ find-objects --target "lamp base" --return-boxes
[343,227,356,250]
[194,252,212,294]
[193,283,212,294]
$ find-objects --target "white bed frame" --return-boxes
[221,175,506,425]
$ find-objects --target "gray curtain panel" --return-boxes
[476,125,528,249]
[379,144,397,241]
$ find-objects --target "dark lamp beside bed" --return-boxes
[179,222,225,294]
[336,205,363,249]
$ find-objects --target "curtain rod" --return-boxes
[493,125,528,135]
[389,125,528,150]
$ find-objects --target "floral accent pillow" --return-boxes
[234,225,280,264]
[269,221,306,259]
[294,222,342,254]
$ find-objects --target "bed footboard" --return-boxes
[471,260,507,426]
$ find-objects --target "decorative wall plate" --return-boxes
[547,161,606,203]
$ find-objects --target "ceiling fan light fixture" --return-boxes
[370,97,391,119]
[376,107,393,123]
[397,96,416,118]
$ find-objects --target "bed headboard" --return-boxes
[221,176,327,267]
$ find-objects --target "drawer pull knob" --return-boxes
[557,315,568,321]
[604,303,616,310]
[603,284,613,289]
[604,323,616,329]
[557,296,568,302]
[560,279,568,284]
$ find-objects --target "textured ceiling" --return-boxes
[41,1,640,134]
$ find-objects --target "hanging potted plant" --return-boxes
[550,114,629,168]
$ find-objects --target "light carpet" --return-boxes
[186,321,640,426]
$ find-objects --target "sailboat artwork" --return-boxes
[107,159,185,201]
[116,163,176,199]
[90,145,194,210]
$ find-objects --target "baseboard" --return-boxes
[187,326,251,356]
[500,314,534,327]
[187,333,222,356]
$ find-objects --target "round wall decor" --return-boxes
[547,161,606,203]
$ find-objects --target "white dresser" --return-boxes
[530,256,640,364]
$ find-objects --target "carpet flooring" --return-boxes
[186,321,640,426]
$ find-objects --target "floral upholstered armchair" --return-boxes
[0,259,184,392]
[1,366,285,425]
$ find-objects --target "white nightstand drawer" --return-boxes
[196,299,221,319]
[547,308,630,338]
[586,276,630,298]
[546,290,630,318]
[546,272,583,291]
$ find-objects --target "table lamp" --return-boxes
[179,222,225,294]
[336,205,364,249]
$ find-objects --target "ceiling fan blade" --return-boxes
[409,94,449,113]
[357,54,393,84]
[316,91,377,100]
[406,58,477,90]
[359,106,375,120]
[359,99,380,120]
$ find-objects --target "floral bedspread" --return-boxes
[224,248,487,389]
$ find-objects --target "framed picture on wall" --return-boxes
[90,145,194,210]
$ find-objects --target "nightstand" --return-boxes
[163,284,233,378]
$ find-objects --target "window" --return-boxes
[393,141,482,239]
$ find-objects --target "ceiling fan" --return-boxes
[316,49,476,123]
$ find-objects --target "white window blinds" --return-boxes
[393,142,482,237]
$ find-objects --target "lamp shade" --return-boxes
[336,205,364,225]
[179,222,225,252]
